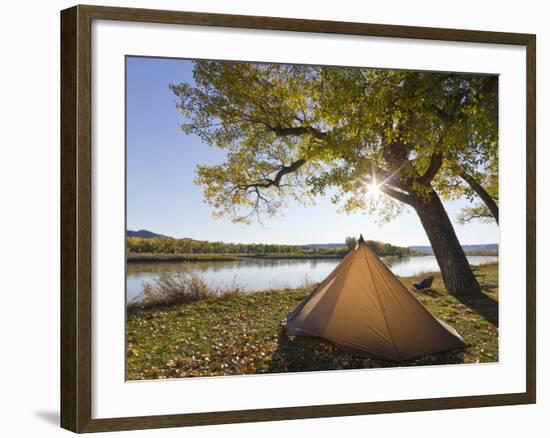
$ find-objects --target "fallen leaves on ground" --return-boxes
[126,264,498,380]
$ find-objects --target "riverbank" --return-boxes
[126,263,498,379]
[127,252,345,263]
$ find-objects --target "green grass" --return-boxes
[464,249,499,256]
[126,263,498,380]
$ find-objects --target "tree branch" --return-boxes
[460,213,493,223]
[234,158,308,193]
[417,115,457,185]
[378,186,414,206]
[419,152,443,184]
[269,125,327,139]
[478,76,498,96]
[428,105,454,124]
[428,83,472,126]
[460,172,499,224]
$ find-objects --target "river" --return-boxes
[126,255,497,302]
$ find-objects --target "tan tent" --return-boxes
[283,235,466,361]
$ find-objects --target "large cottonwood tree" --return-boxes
[170,62,498,295]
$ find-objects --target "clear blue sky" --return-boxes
[126,56,499,246]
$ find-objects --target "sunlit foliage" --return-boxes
[170,62,498,223]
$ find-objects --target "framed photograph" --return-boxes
[60,4,536,433]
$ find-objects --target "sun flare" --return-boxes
[367,177,382,199]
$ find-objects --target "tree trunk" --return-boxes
[412,189,481,296]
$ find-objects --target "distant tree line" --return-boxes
[127,237,418,258]
[127,237,308,255]
[345,236,419,257]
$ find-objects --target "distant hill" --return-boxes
[409,244,499,255]
[126,229,168,239]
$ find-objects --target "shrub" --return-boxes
[142,273,214,306]
[132,273,243,308]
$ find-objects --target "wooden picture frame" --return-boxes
[61,4,536,433]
